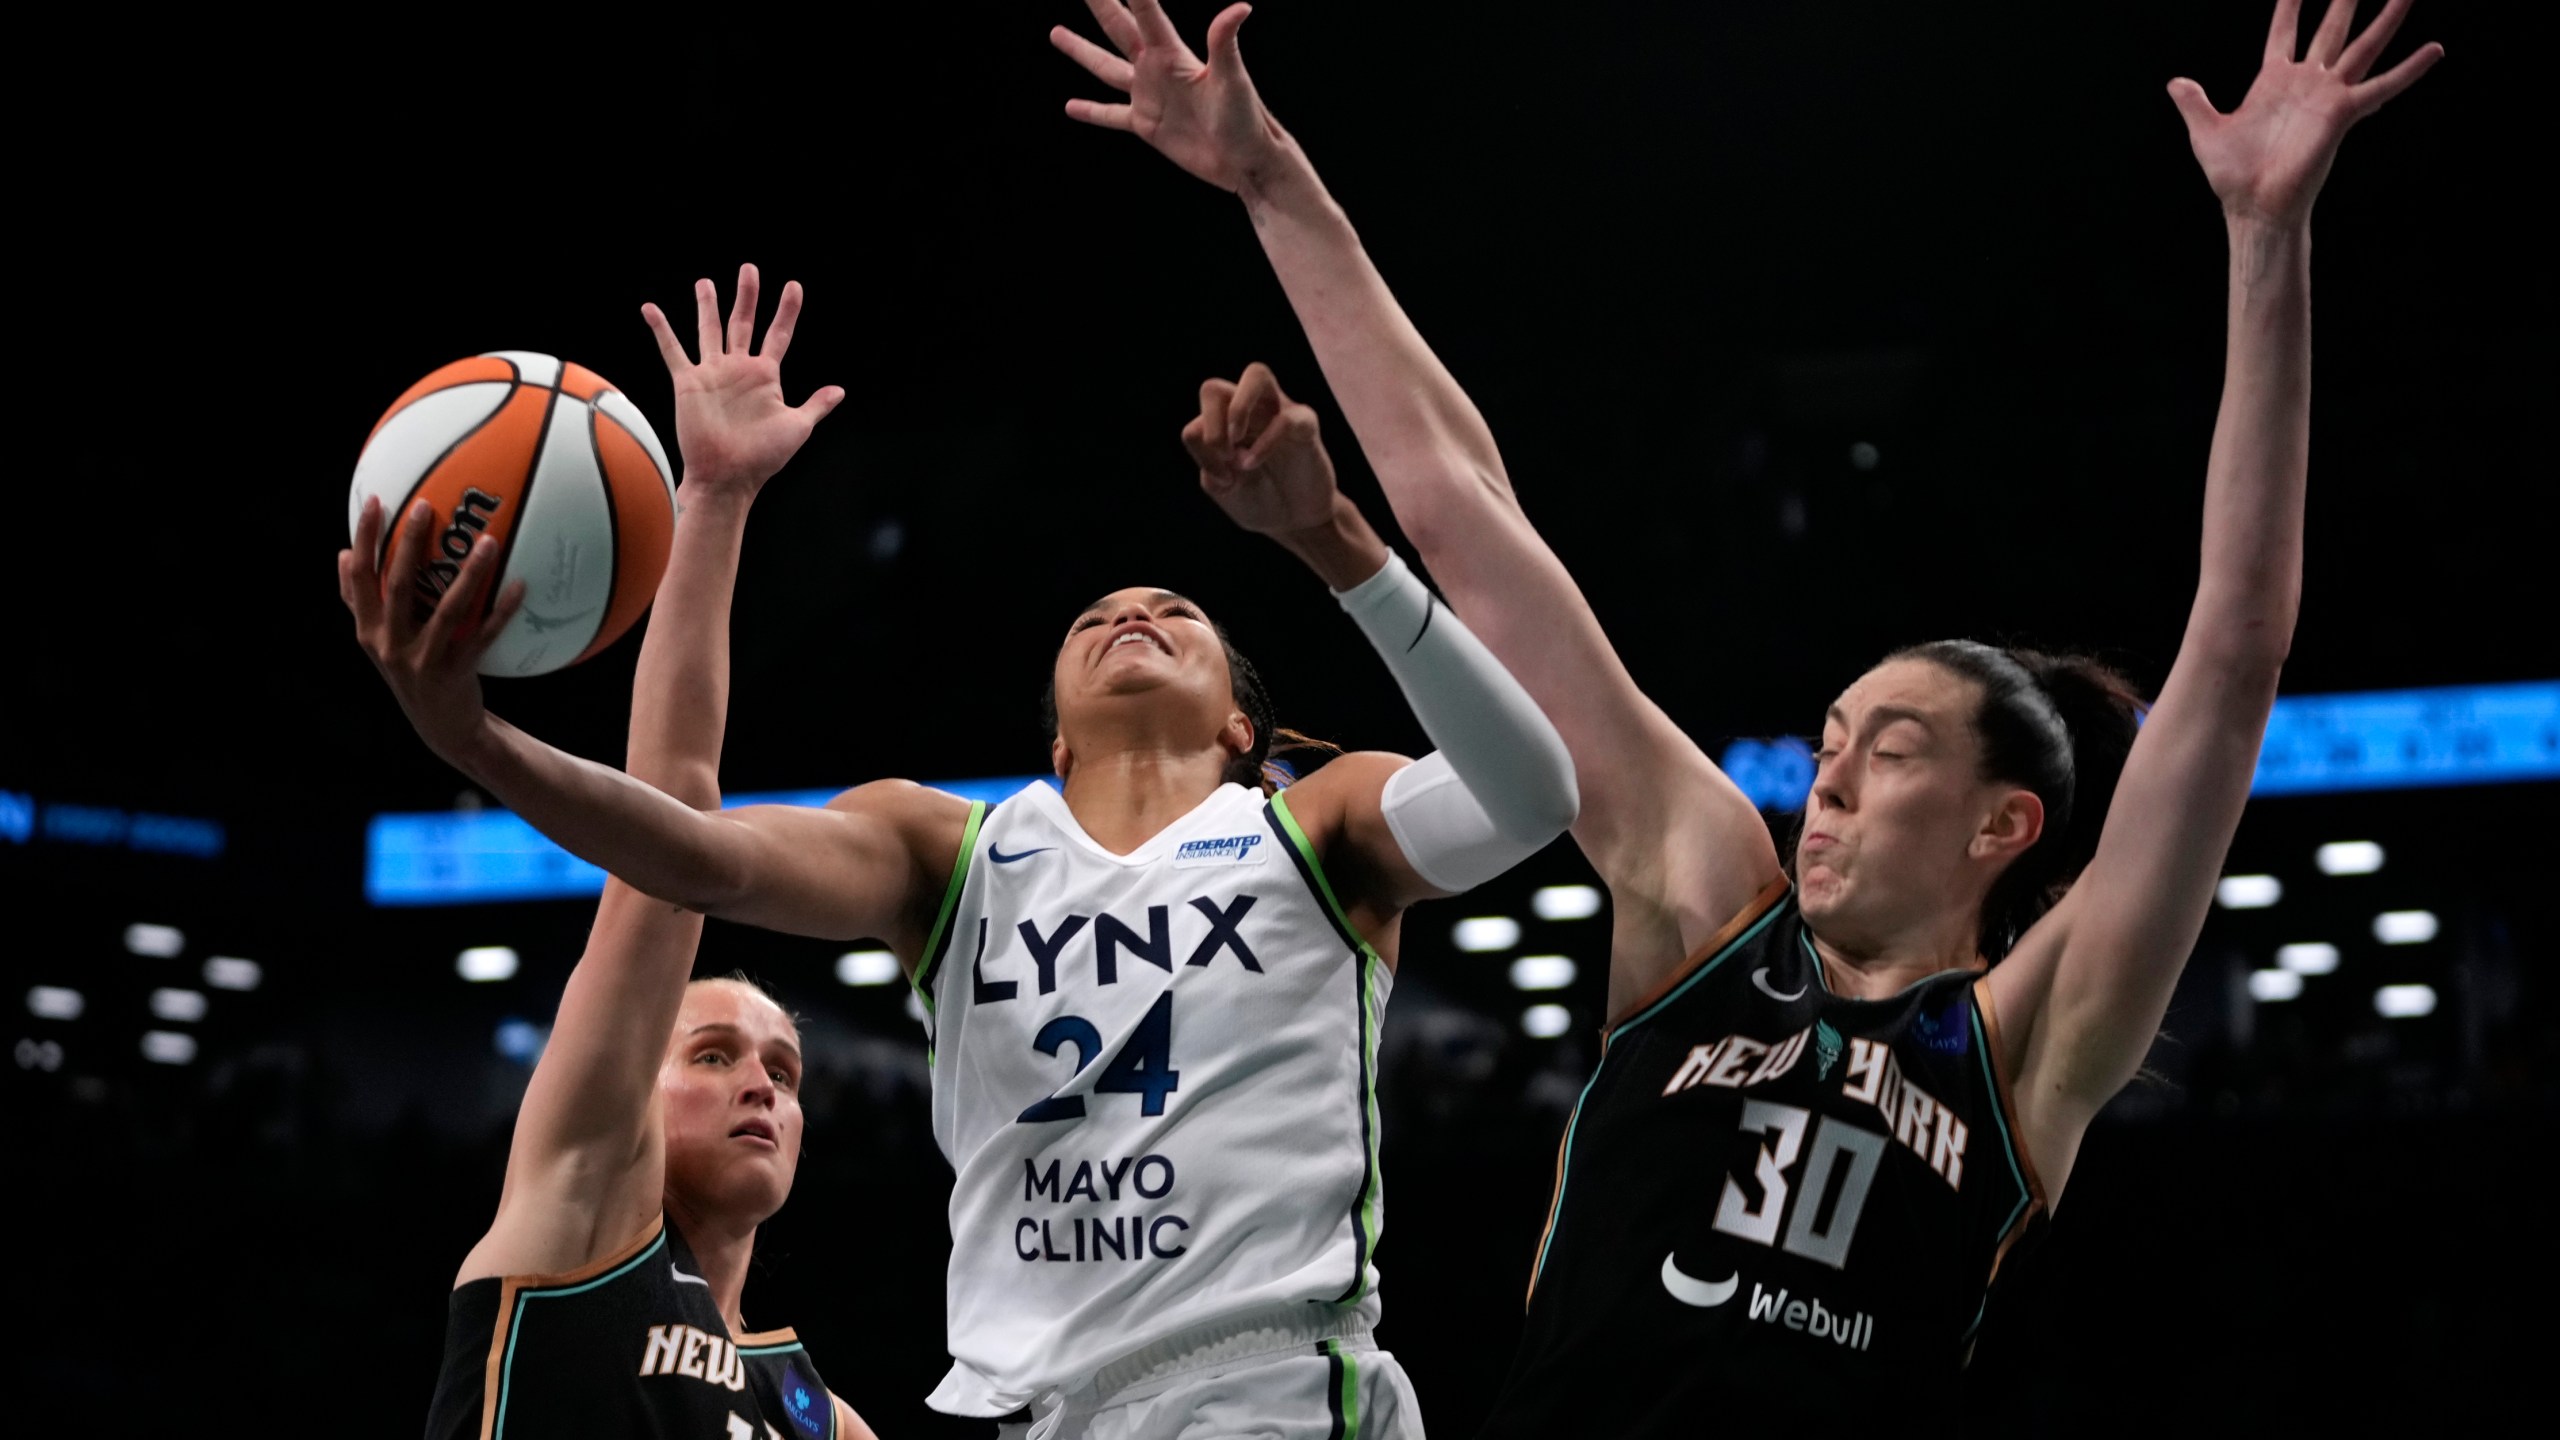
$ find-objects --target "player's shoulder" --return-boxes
[1274,749,1411,819]
[823,778,980,828]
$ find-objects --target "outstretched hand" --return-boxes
[640,263,845,495]
[337,492,521,765]
[1051,0,1287,191]
[2169,0,2442,227]
[1181,363,1338,539]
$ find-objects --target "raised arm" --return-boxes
[1055,1,1778,1010]
[1181,363,1577,935]
[450,268,852,1283]
[339,303,963,956]
[1989,0,2441,1191]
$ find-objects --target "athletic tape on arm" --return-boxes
[1336,551,1578,892]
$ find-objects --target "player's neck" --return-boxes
[1805,911,1983,999]
[1058,745,1231,855]
[667,1203,760,1338]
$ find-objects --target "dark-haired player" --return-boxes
[353,268,876,1436]
[347,294,1578,1429]
[1052,0,2441,1424]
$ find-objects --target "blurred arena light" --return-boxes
[837,950,901,987]
[2315,841,2386,875]
[1454,917,1523,953]
[2374,984,2438,1019]
[203,957,263,992]
[1532,885,1605,921]
[2248,969,2304,1002]
[456,946,520,983]
[494,1018,547,1065]
[1509,956,1579,991]
[149,988,208,1024]
[124,923,185,957]
[905,990,929,1024]
[26,986,84,1021]
[2216,875,2283,909]
[141,1031,198,1064]
[2372,910,2439,945]
[2276,943,2341,976]
[1521,1004,1573,1039]
[14,1038,63,1072]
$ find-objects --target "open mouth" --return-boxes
[1101,623,1172,661]
[729,1118,777,1147]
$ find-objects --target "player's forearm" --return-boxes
[453,714,751,911]
[626,483,752,808]
[2186,215,2311,674]
[1239,145,1518,548]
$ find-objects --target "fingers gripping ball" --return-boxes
[347,351,676,676]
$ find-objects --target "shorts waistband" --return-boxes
[1086,1299,1377,1401]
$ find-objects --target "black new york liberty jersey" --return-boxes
[1481,883,2046,1435]
[428,1215,841,1440]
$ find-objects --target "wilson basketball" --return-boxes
[347,350,676,677]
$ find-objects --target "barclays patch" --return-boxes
[780,1362,827,1436]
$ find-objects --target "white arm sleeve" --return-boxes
[1334,550,1578,893]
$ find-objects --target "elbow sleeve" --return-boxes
[1336,551,1578,890]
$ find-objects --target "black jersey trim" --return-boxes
[1604,878,1793,1039]
[487,1219,670,1438]
[1530,885,1794,1304]
[1971,976,2048,1261]
[1267,792,1387,1306]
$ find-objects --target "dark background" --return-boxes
[7,1,2551,1432]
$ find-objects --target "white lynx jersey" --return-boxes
[914,781,1391,1417]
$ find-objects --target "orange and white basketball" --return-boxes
[347,351,676,677]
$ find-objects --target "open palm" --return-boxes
[641,263,845,493]
[2169,0,2442,226]
[1052,0,1284,192]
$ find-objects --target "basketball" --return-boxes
[347,351,676,677]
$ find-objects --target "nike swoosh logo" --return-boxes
[1660,1253,1738,1308]
[1751,967,1807,1003]
[989,844,1053,864]
[670,1264,709,1287]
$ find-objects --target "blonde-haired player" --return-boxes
[355,266,877,1439]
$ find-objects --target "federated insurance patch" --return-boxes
[1173,833,1267,868]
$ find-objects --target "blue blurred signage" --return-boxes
[0,789,226,858]
[1718,679,2560,812]
[365,776,1051,906]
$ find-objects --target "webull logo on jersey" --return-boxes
[1747,1282,1877,1352]
[1172,833,1265,868]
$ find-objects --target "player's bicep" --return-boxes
[702,784,950,944]
[2022,662,2276,1110]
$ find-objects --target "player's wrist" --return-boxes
[1277,494,1388,591]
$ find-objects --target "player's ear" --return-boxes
[1971,787,2044,864]
[1222,709,1255,764]
[1050,734,1072,782]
